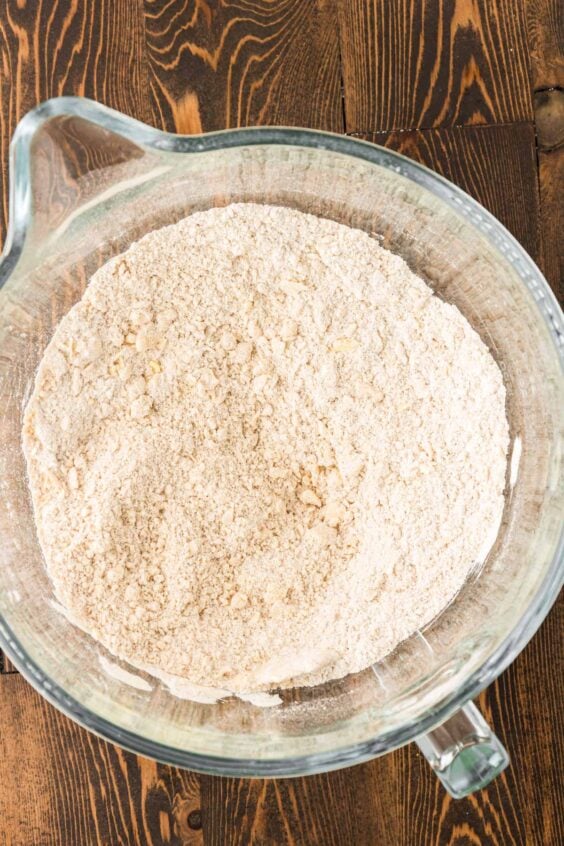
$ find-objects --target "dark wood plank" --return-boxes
[527,0,564,300]
[357,122,541,263]
[338,0,534,133]
[0,673,203,846]
[486,596,564,846]
[526,0,564,90]
[0,652,17,673]
[536,145,563,300]
[142,0,344,133]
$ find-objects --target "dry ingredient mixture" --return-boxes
[23,204,509,693]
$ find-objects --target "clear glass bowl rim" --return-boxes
[0,96,562,776]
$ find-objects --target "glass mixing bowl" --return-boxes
[0,98,562,798]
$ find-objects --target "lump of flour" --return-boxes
[22,204,509,692]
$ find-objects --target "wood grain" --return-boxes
[527,0,564,299]
[338,0,534,133]
[537,145,563,299]
[357,122,541,263]
[0,673,204,846]
[526,0,564,90]
[142,0,344,133]
[0,652,16,673]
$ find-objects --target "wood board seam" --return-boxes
[0,655,19,674]
[345,120,537,137]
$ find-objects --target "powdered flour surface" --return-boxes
[23,204,509,692]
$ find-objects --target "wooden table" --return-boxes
[0,2,562,844]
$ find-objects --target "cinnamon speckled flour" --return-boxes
[22,204,509,693]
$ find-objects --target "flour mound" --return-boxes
[23,204,509,692]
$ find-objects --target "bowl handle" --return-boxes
[415,700,509,798]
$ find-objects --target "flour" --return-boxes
[22,204,509,692]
